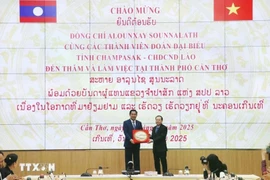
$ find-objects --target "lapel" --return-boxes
[153,126,157,135]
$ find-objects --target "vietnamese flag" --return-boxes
[214,0,253,21]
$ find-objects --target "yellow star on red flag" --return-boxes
[226,3,240,15]
[214,0,253,21]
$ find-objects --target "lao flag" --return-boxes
[20,0,57,23]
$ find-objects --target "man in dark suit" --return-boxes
[123,110,143,171]
[150,115,168,174]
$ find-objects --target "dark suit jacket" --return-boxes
[123,119,143,148]
[204,163,227,178]
[0,166,14,179]
[151,124,168,152]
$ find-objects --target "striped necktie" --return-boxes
[132,121,136,129]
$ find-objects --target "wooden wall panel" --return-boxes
[2,149,267,178]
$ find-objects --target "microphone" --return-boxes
[81,166,109,176]
[127,161,134,170]
[203,169,208,179]
[122,162,140,176]
[81,168,93,177]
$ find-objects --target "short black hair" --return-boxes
[129,109,138,115]
[5,153,18,167]
[0,151,3,156]
[155,115,163,121]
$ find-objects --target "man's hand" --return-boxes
[130,139,135,144]
[6,174,19,180]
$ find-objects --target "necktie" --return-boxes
[155,126,159,133]
[132,121,136,129]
